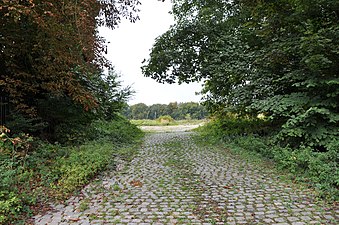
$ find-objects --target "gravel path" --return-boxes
[33,132,338,225]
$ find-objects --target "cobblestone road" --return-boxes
[33,132,338,224]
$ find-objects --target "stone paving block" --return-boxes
[287,216,299,222]
[32,132,338,225]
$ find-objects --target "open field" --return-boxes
[130,119,206,127]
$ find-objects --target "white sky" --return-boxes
[99,0,203,106]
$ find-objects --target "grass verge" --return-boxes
[0,118,143,224]
[196,120,338,202]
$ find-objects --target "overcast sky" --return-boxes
[99,0,203,106]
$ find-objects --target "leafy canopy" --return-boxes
[1,0,140,138]
[142,0,339,150]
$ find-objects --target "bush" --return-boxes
[156,115,174,125]
[0,126,38,223]
[198,115,271,142]
[0,191,22,224]
[198,119,338,201]
[91,117,143,143]
[272,143,338,200]
[0,119,143,223]
[53,142,114,194]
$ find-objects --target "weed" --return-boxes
[113,219,121,223]
[79,199,90,212]
[113,184,121,191]
[197,120,339,201]
[110,210,119,216]
[162,140,183,149]
[0,119,143,223]
[88,213,98,220]
[181,186,189,191]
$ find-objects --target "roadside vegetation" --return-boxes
[0,119,143,224]
[143,0,338,202]
[1,0,338,222]
[0,1,143,223]
[197,115,338,202]
[131,117,205,126]
[124,102,208,120]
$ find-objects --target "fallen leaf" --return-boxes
[130,180,143,187]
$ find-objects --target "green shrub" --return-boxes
[157,115,174,125]
[271,143,338,200]
[0,191,22,224]
[91,117,143,143]
[233,136,274,158]
[54,142,113,194]
[198,119,338,201]
[0,118,143,223]
[52,116,143,146]
[198,116,271,143]
[234,138,337,201]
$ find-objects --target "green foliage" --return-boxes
[84,70,134,121]
[130,119,203,127]
[53,142,114,194]
[242,137,338,201]
[0,127,39,223]
[129,103,149,120]
[1,0,137,142]
[199,115,272,140]
[142,0,339,151]
[125,102,208,120]
[157,115,174,125]
[2,68,133,145]
[90,117,144,144]
[198,119,338,201]
[0,119,143,223]
[0,0,140,115]
[0,191,21,224]
[5,112,47,135]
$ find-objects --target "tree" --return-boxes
[127,102,208,120]
[167,102,178,118]
[130,103,148,119]
[148,104,160,119]
[142,0,339,150]
[175,102,207,120]
[0,0,140,137]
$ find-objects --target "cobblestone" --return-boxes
[34,132,338,224]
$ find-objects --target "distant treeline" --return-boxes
[123,102,208,120]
